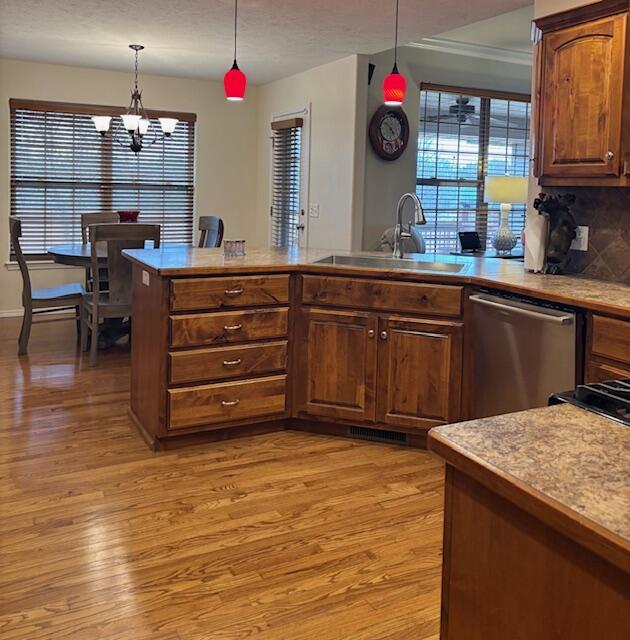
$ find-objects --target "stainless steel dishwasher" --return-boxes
[470,292,578,418]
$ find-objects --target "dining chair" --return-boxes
[198,216,224,248]
[81,212,120,290]
[80,223,160,366]
[9,216,83,356]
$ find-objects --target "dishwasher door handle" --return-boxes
[469,294,574,325]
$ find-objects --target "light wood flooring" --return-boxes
[0,318,444,639]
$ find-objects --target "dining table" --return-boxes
[47,241,182,349]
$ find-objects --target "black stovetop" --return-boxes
[549,378,630,426]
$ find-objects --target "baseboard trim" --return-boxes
[0,309,23,318]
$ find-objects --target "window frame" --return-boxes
[9,98,197,260]
[416,83,531,254]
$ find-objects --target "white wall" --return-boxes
[255,55,368,252]
[363,45,533,250]
[534,0,597,18]
[0,58,259,314]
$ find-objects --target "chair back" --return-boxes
[81,212,120,244]
[90,223,161,307]
[198,216,224,248]
[9,217,32,307]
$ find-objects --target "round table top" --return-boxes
[48,242,189,267]
[48,243,107,267]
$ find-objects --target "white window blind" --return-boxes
[270,118,303,248]
[416,85,530,254]
[10,99,196,258]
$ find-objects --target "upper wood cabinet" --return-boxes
[535,2,630,185]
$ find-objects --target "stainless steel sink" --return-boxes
[312,254,468,274]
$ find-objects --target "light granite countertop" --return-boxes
[123,246,630,318]
[428,404,630,571]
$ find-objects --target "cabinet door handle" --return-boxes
[606,150,614,160]
[221,399,240,407]
[380,331,388,340]
[223,358,242,366]
[224,288,244,296]
[223,323,243,331]
[367,329,375,338]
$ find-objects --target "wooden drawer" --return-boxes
[591,315,630,366]
[302,275,462,317]
[586,360,630,384]
[170,307,289,348]
[168,375,287,430]
[171,275,289,311]
[169,340,288,385]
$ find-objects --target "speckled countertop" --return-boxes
[428,404,630,570]
[123,246,630,318]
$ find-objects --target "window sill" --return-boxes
[4,261,80,271]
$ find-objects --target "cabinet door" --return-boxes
[540,13,627,178]
[297,308,377,422]
[376,317,463,430]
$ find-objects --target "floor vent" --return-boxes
[349,426,408,444]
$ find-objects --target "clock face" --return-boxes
[369,106,409,161]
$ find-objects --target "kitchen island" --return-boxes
[122,245,630,450]
[428,404,629,640]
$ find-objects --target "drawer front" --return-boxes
[170,308,289,348]
[171,275,289,311]
[302,275,462,317]
[168,375,287,430]
[591,315,630,366]
[169,340,288,385]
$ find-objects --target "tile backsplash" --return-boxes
[543,187,630,284]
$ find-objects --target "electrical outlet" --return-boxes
[309,204,320,218]
[570,225,589,251]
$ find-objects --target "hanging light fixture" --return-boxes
[383,0,407,106]
[224,0,247,101]
[92,45,178,154]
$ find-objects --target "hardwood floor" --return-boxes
[0,317,444,639]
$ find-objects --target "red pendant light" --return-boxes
[383,0,406,106]
[224,0,247,101]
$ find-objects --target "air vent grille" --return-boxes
[349,426,407,444]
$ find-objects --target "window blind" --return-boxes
[10,99,196,258]
[416,85,530,254]
[270,118,303,248]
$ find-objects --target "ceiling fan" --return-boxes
[424,96,509,126]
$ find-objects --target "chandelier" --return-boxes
[92,44,178,154]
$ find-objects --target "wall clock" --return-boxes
[369,105,409,161]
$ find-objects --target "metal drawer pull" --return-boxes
[224,288,244,296]
[221,399,240,407]
[223,358,242,366]
[223,323,243,331]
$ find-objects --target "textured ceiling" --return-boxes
[0,0,531,84]
[437,5,534,53]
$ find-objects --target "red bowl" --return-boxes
[117,210,140,222]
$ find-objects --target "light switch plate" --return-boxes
[309,204,320,218]
[571,226,589,251]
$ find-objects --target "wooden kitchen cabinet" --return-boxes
[535,2,630,185]
[296,306,464,433]
[376,317,463,430]
[585,314,630,382]
[297,307,378,422]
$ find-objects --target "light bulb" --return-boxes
[159,118,178,135]
[121,114,141,131]
[92,115,111,134]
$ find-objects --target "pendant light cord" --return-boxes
[134,48,139,92]
[233,0,238,63]
[394,0,399,68]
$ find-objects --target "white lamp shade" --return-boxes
[484,176,529,204]
[138,118,150,135]
[121,113,141,131]
[92,115,111,133]
[159,117,178,135]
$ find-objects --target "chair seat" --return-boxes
[32,282,84,302]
